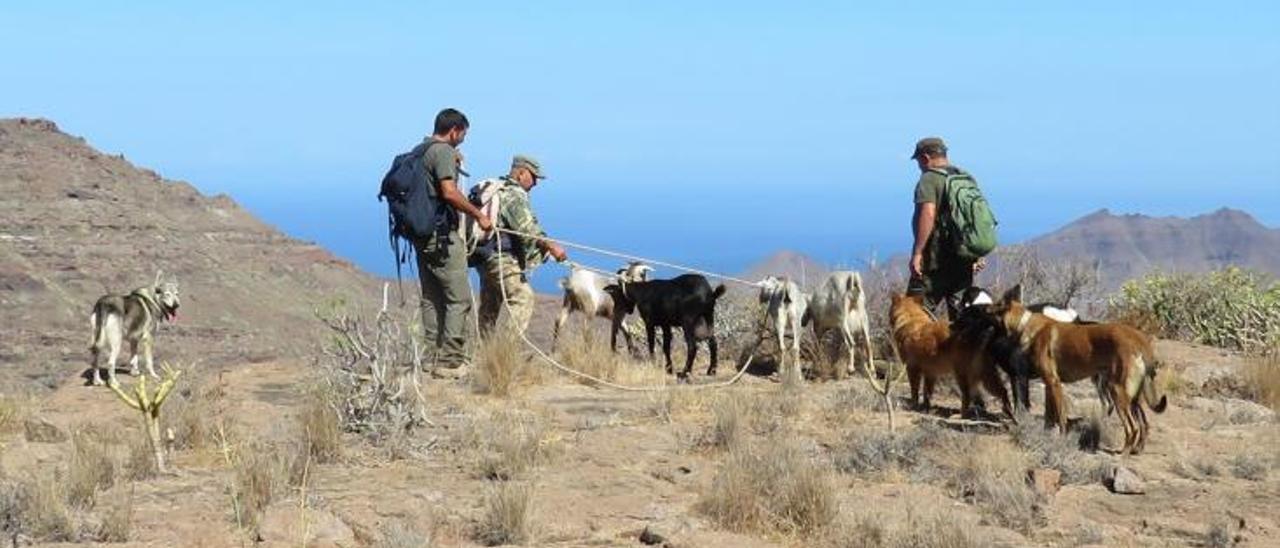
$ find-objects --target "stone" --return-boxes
[23,417,67,443]
[1027,468,1062,497]
[1105,466,1145,495]
[639,525,667,545]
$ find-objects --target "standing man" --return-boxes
[418,108,491,378]
[474,155,567,334]
[907,136,989,319]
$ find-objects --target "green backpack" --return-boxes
[940,169,998,261]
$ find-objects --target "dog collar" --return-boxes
[1017,310,1032,332]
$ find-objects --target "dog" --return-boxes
[757,276,810,383]
[954,286,1105,412]
[890,292,1014,421]
[89,272,180,386]
[803,271,874,382]
[985,287,1167,454]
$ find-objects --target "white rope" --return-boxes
[495,227,763,288]
[492,232,758,392]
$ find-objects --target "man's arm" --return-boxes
[438,178,492,231]
[910,202,936,278]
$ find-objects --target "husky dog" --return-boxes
[89,272,181,386]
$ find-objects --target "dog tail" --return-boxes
[712,284,727,300]
[1141,355,1168,414]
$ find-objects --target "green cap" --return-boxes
[511,154,546,179]
[911,137,947,160]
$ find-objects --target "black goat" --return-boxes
[606,274,727,379]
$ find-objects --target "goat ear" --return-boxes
[154,269,163,287]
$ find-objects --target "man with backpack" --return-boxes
[380,108,492,379]
[469,155,567,335]
[906,136,998,319]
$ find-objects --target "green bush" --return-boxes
[1108,267,1280,353]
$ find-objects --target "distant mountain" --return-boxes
[1023,208,1280,287]
[0,118,382,391]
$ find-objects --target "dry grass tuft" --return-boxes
[701,390,759,451]
[1170,444,1222,480]
[8,474,75,542]
[299,387,343,464]
[825,507,983,548]
[126,435,159,481]
[229,442,288,533]
[1009,410,1109,484]
[0,395,28,434]
[168,370,227,452]
[1242,354,1280,410]
[476,481,533,546]
[464,409,554,481]
[96,484,135,542]
[375,519,433,548]
[474,329,542,397]
[66,430,116,509]
[1229,453,1270,481]
[699,441,837,536]
[941,437,1043,533]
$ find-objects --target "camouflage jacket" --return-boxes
[493,176,548,269]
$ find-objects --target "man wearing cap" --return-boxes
[475,154,568,335]
[907,136,986,319]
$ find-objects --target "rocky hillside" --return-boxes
[0,118,382,392]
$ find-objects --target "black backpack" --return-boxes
[377,140,450,282]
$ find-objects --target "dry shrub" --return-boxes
[228,442,288,533]
[644,389,707,424]
[0,395,27,434]
[825,507,982,548]
[1010,410,1109,484]
[1170,443,1221,480]
[1206,518,1238,548]
[983,248,1101,313]
[299,387,342,464]
[1108,267,1280,352]
[10,474,74,542]
[555,325,667,388]
[97,484,134,542]
[126,435,159,481]
[464,409,553,481]
[168,370,227,452]
[375,519,432,548]
[67,430,116,509]
[702,390,759,451]
[699,441,837,536]
[476,481,533,546]
[1229,453,1269,481]
[835,424,939,478]
[474,328,541,397]
[941,437,1043,533]
[1242,354,1280,410]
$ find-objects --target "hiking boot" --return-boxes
[431,363,472,380]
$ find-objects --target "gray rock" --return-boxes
[23,417,67,443]
[1105,465,1145,495]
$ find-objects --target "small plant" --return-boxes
[375,519,432,548]
[699,441,837,536]
[465,410,552,481]
[14,474,74,542]
[474,327,541,396]
[1229,453,1269,481]
[1009,410,1108,484]
[97,484,135,542]
[1242,354,1280,410]
[0,395,26,434]
[704,391,755,451]
[299,387,342,464]
[1108,267,1280,352]
[476,481,533,546]
[66,430,116,509]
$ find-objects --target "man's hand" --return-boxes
[548,243,567,262]
[476,216,493,233]
[910,252,924,278]
[973,257,987,273]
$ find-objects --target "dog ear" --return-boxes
[1000,284,1023,304]
[154,269,163,287]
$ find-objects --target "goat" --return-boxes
[803,271,877,385]
[758,276,810,383]
[607,274,727,379]
[552,262,652,353]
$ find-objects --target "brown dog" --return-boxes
[889,293,1013,421]
[988,288,1167,454]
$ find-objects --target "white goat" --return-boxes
[552,262,652,352]
[758,276,810,384]
[803,271,878,387]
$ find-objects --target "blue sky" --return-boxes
[3,2,1278,289]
